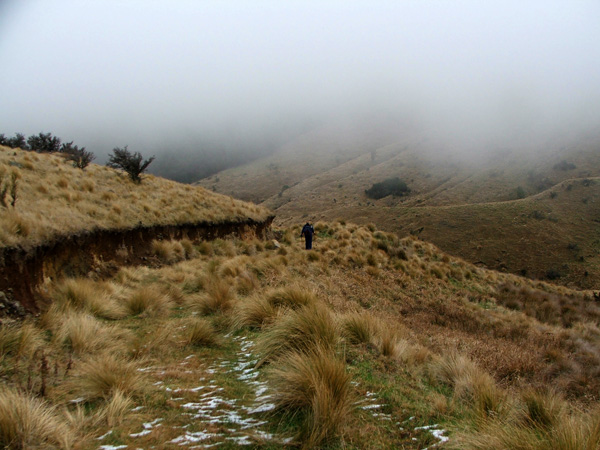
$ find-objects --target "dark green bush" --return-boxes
[365,177,410,199]
[107,146,155,183]
[27,132,61,153]
[60,142,95,169]
[553,160,576,171]
[1,133,28,149]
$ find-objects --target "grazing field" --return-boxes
[1,222,599,449]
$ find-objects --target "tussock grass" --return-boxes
[129,322,178,359]
[0,321,43,358]
[181,318,219,347]
[453,405,600,450]
[235,270,259,295]
[51,278,126,319]
[256,303,338,366]
[151,239,186,263]
[51,310,131,355]
[192,276,235,315]
[521,389,564,430]
[269,346,353,447]
[233,295,278,330]
[265,285,317,310]
[430,351,506,420]
[339,311,381,345]
[97,390,133,427]
[379,325,400,358]
[0,387,73,449]
[72,353,145,400]
[2,219,600,448]
[219,255,250,278]
[125,286,173,317]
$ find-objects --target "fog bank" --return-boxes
[1,1,599,181]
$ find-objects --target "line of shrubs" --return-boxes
[0,132,94,169]
[1,132,155,183]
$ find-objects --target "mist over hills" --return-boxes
[197,117,600,289]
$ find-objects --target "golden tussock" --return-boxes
[0,387,73,449]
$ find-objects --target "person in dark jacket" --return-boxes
[300,222,315,250]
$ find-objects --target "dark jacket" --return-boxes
[301,224,314,237]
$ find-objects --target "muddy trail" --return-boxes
[0,217,274,317]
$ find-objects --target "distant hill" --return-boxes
[197,121,600,288]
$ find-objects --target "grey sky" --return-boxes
[1,1,600,165]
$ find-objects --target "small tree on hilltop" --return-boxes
[60,142,95,169]
[107,146,155,183]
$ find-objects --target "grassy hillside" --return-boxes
[1,222,599,449]
[197,126,600,288]
[0,146,270,250]
[275,178,600,289]
[197,119,406,203]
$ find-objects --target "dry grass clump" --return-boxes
[181,318,219,347]
[51,310,131,355]
[192,276,236,315]
[197,240,213,256]
[430,352,506,420]
[235,270,260,295]
[51,278,126,320]
[339,312,411,358]
[269,346,353,447]
[453,396,600,450]
[233,295,278,330]
[2,211,31,238]
[0,387,73,449]
[124,286,173,317]
[180,238,196,258]
[212,238,237,257]
[496,282,599,327]
[378,325,401,358]
[72,353,145,400]
[339,311,381,345]
[151,239,186,263]
[129,322,178,359]
[96,390,133,428]
[521,389,565,430]
[0,321,43,358]
[265,285,317,310]
[256,303,338,366]
[219,255,250,278]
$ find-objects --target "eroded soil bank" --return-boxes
[0,217,274,316]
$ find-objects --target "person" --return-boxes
[300,222,315,250]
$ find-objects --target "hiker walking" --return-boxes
[300,222,315,250]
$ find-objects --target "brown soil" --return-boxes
[0,216,274,317]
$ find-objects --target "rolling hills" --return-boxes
[197,122,600,289]
[1,143,599,448]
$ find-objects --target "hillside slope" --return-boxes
[1,222,598,449]
[0,145,270,250]
[197,125,600,288]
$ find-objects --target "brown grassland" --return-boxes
[197,127,600,289]
[0,145,270,249]
[1,221,600,449]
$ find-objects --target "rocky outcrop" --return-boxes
[0,216,274,317]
